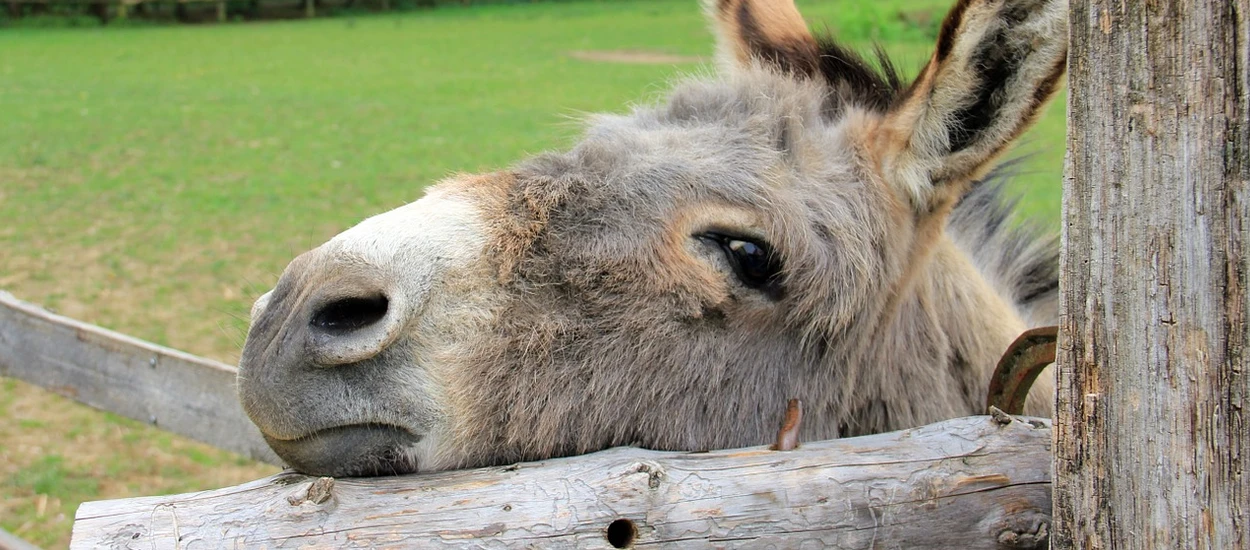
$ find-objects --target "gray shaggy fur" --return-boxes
[949,169,1061,327]
[442,69,1059,466]
[236,0,1068,476]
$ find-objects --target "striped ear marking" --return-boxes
[705,0,819,75]
[704,0,906,113]
[880,0,1069,208]
[705,0,1068,213]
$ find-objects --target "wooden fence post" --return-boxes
[1055,0,1249,547]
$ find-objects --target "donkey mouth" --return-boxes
[264,423,423,477]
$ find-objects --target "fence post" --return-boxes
[1055,0,1250,547]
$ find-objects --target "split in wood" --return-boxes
[771,398,803,451]
[986,326,1057,415]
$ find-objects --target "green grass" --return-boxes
[8,456,101,500]
[0,1,1066,546]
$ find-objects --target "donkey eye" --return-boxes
[728,239,772,281]
[699,233,783,298]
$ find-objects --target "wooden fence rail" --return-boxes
[0,291,280,465]
[70,415,1053,548]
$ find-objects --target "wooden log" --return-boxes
[0,291,281,465]
[71,415,1053,548]
[1055,0,1250,547]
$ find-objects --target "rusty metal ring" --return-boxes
[986,325,1058,415]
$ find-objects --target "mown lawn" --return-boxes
[0,0,1065,546]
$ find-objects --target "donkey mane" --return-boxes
[949,168,1060,328]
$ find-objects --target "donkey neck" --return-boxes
[832,234,1026,436]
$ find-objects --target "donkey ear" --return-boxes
[875,0,1068,210]
[704,0,820,75]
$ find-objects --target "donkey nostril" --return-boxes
[304,290,399,366]
[311,295,389,333]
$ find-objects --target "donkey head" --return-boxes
[238,0,1067,476]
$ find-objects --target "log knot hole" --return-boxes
[988,405,1014,425]
[997,521,1048,548]
[606,518,637,548]
[632,462,665,489]
[287,476,335,506]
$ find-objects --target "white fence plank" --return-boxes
[0,291,280,465]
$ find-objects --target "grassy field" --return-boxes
[0,1,1065,546]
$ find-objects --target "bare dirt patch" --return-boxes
[567,50,705,65]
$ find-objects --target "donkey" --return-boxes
[238,0,1067,477]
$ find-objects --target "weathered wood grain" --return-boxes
[1056,0,1250,547]
[72,415,1053,549]
[0,291,280,465]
